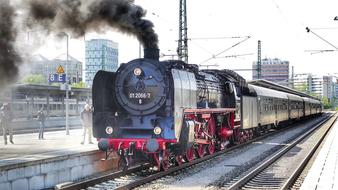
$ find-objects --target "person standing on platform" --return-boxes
[80,103,93,144]
[37,107,46,140]
[1,103,14,145]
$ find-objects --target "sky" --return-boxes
[27,0,338,80]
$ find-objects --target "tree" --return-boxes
[22,74,45,84]
[294,82,308,93]
[321,97,331,109]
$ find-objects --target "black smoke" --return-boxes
[26,0,159,49]
[0,2,21,87]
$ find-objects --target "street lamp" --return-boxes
[58,32,70,135]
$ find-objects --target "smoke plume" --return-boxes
[0,2,21,87]
[26,0,159,49]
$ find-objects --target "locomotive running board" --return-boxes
[184,108,236,114]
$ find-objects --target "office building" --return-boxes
[293,74,337,102]
[85,39,119,87]
[253,58,289,86]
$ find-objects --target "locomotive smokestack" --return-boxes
[144,48,159,60]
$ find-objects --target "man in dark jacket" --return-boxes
[37,107,46,140]
[80,103,93,144]
[1,103,14,145]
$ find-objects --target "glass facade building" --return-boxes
[85,39,119,87]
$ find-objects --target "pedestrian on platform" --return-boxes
[80,103,93,144]
[37,106,46,140]
[1,103,14,145]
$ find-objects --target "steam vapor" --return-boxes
[0,0,158,87]
[27,0,159,49]
[0,2,21,87]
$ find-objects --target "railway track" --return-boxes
[56,114,331,190]
[226,113,337,190]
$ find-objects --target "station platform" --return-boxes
[0,129,97,167]
[0,129,118,190]
[301,117,338,190]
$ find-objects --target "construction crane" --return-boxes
[177,0,188,63]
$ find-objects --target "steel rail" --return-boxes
[114,115,330,190]
[281,114,338,190]
[57,114,329,190]
[57,164,150,190]
[227,113,335,190]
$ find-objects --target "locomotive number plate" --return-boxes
[129,92,151,99]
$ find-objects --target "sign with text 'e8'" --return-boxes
[49,74,66,83]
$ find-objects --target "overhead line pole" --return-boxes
[177,0,188,63]
[257,40,262,79]
[65,34,69,135]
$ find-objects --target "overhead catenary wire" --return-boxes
[304,49,338,55]
[189,36,250,40]
[305,27,338,50]
[213,53,254,59]
[200,36,251,64]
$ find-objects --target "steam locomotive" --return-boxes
[92,48,322,170]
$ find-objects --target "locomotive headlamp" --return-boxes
[105,126,114,135]
[153,126,162,135]
[134,67,142,76]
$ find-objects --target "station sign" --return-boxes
[49,65,66,83]
[49,73,66,83]
[57,65,65,74]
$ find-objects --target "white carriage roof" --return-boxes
[287,93,303,101]
[248,79,320,101]
[249,84,288,99]
[302,97,321,104]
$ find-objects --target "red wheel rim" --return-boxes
[161,150,170,171]
[207,144,215,155]
[185,147,194,162]
[176,155,183,166]
[195,144,204,158]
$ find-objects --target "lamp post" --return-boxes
[58,32,70,135]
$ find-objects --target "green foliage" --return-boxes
[22,74,45,84]
[294,82,308,93]
[71,81,86,88]
[321,97,332,109]
[293,82,333,109]
[308,92,320,99]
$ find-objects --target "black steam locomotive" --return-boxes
[92,48,322,170]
